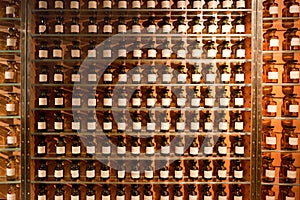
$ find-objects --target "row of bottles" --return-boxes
[36,184,245,200]
[36,159,246,181]
[263,60,299,83]
[36,135,245,157]
[36,0,248,9]
[36,63,247,84]
[36,16,247,34]
[36,87,248,108]
[35,111,247,133]
[36,39,247,60]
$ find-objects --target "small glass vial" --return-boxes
[262,94,277,117]
[71,17,80,34]
[6,155,16,181]
[283,60,299,83]
[263,60,278,83]
[7,27,18,50]
[282,94,299,117]
[262,156,275,182]
[71,41,81,59]
[54,17,64,34]
[263,126,277,150]
[88,17,98,34]
[6,93,19,116]
[7,125,17,147]
[4,60,17,83]
[52,40,62,59]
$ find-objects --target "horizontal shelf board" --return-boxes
[31,58,252,63]
[262,182,300,186]
[32,83,252,87]
[31,33,252,38]
[0,116,20,119]
[31,107,252,111]
[0,147,21,152]
[261,149,300,153]
[262,50,300,54]
[31,180,251,185]
[0,18,20,21]
[0,50,21,55]
[31,131,251,136]
[262,117,300,120]
[0,83,21,87]
[263,17,300,21]
[262,83,300,86]
[31,154,250,160]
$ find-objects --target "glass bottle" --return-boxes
[144,160,154,180]
[131,89,141,108]
[131,162,140,180]
[117,135,126,156]
[160,113,170,132]
[70,186,80,200]
[88,17,98,34]
[283,60,299,83]
[215,136,227,156]
[116,185,125,200]
[233,112,244,132]
[71,136,81,157]
[70,161,80,180]
[102,111,113,132]
[233,160,244,180]
[262,94,277,117]
[87,113,97,132]
[6,93,18,116]
[86,136,96,157]
[218,88,229,108]
[203,185,212,200]
[147,0,156,8]
[161,89,171,108]
[132,112,142,132]
[235,0,246,8]
[234,16,245,34]
[236,41,246,59]
[233,135,245,156]
[132,0,141,8]
[102,185,111,200]
[174,137,184,156]
[233,64,245,83]
[103,65,113,84]
[54,161,64,180]
[262,156,275,182]
[117,88,127,108]
[160,136,170,156]
[221,42,231,59]
[6,0,17,18]
[118,64,127,82]
[87,92,97,108]
[203,136,213,156]
[103,0,112,8]
[117,161,125,180]
[103,16,113,34]
[71,65,81,83]
[131,137,141,156]
[204,89,215,108]
[87,65,97,84]
[86,161,95,180]
[216,160,227,180]
[283,0,300,28]
[38,65,48,83]
[131,185,140,200]
[144,185,153,200]
[86,185,95,200]
[218,112,228,133]
[37,136,47,156]
[118,0,127,8]
[6,155,16,181]
[160,185,169,200]
[38,17,48,34]
[71,91,81,109]
[103,87,112,108]
[189,160,199,179]
[117,17,127,33]
[88,0,97,9]
[162,16,171,33]
[263,126,277,150]
[176,89,186,108]
[116,113,126,133]
[176,41,186,59]
[38,0,48,9]
[146,88,156,108]
[100,161,110,180]
[37,185,47,200]
[54,89,64,108]
[133,41,142,59]
[71,116,81,132]
[7,124,17,147]
[5,60,17,83]
[55,137,66,156]
[177,16,187,33]
[281,157,297,183]
[189,137,199,156]
[53,65,64,84]
[70,0,80,9]
[207,0,218,9]
[231,185,243,200]
[132,17,141,33]
[38,41,48,59]
[37,113,47,132]
[263,60,278,83]
[54,17,64,34]
[161,0,171,9]
[219,65,231,84]
[222,0,233,9]
[147,40,157,59]
[282,94,299,117]
[54,0,64,9]
[146,17,156,33]
[233,88,244,108]
[216,185,227,200]
[145,137,155,156]
[203,159,213,180]
[203,111,213,132]
[188,185,198,200]
[88,40,97,58]
[71,41,81,59]
[282,126,298,150]
[279,186,295,200]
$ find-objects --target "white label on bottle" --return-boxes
[204,170,213,178]
[218,196,227,200]
[133,49,142,58]
[6,6,15,14]
[178,1,186,8]
[178,24,187,33]
[204,147,213,154]
[268,72,278,80]
[54,98,63,106]
[118,25,126,33]
[204,196,212,200]
[205,98,215,107]
[88,49,97,58]
[234,196,242,200]
[177,74,186,83]
[37,146,46,154]
[205,122,213,130]
[54,122,63,130]
[208,49,217,58]
[236,0,245,8]
[6,104,15,112]
[39,50,48,58]
[162,49,171,58]
[86,170,95,178]
[223,0,233,8]
[189,195,197,200]
[55,1,63,8]
[71,170,79,178]
[266,137,276,145]
[39,74,47,82]
[287,170,297,178]
[148,49,157,58]
[118,1,127,8]
[218,146,227,154]
[131,196,140,200]
[56,146,65,154]
[53,49,62,57]
[270,39,279,47]
[147,0,155,8]
[290,71,299,79]
[193,1,204,8]
[192,49,201,58]
[118,49,127,57]
[289,105,299,113]
[72,146,81,154]
[103,122,112,130]
[146,146,155,154]
[162,98,171,107]
[102,146,111,154]
[117,196,125,200]
[102,98,112,107]
[219,122,228,130]
[38,122,46,130]
[88,98,96,107]
[117,99,126,107]
[132,98,141,107]
[175,170,183,178]
[235,122,243,130]
[87,122,96,130]
[71,25,79,33]
[191,122,199,131]
[131,146,140,155]
[132,1,141,8]
[235,98,244,106]
[163,25,171,33]
[291,38,300,47]
[38,169,46,178]
[103,74,112,83]
[237,49,246,58]
[190,169,198,178]
[286,197,295,200]
[208,1,218,9]
[131,170,140,179]
[289,137,298,145]
[101,170,110,178]
[147,25,156,33]
[119,170,128,178]
[6,168,15,176]
[163,74,172,82]
[234,170,243,178]
[177,98,186,107]
[87,146,95,154]
[117,146,126,154]
[176,122,185,131]
[88,74,97,82]
[190,147,198,155]
[103,25,112,33]
[161,122,170,130]
[220,98,229,107]
[193,24,204,33]
[266,169,275,178]
[70,1,79,9]
[267,105,276,113]
[39,25,46,33]
[177,49,186,58]
[235,74,244,82]
[147,122,155,131]
[71,196,79,200]
[222,49,231,58]
[221,74,231,82]
[191,98,200,107]
[88,25,97,33]
[55,25,63,33]
[132,74,141,83]
[236,25,245,33]
[71,49,80,58]
[161,146,170,154]
[54,74,63,82]
[147,99,156,107]
[290,5,300,13]
[162,1,170,8]
[117,122,126,131]
[7,194,16,200]
[222,24,231,33]
[160,170,169,178]
[103,1,112,8]
[235,146,244,154]
[71,98,80,107]
[269,6,278,14]
[175,146,184,155]
[102,195,110,200]
[5,71,14,80]
[39,1,47,9]
[54,169,63,178]
[71,74,80,82]
[132,25,141,33]
[88,1,97,8]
